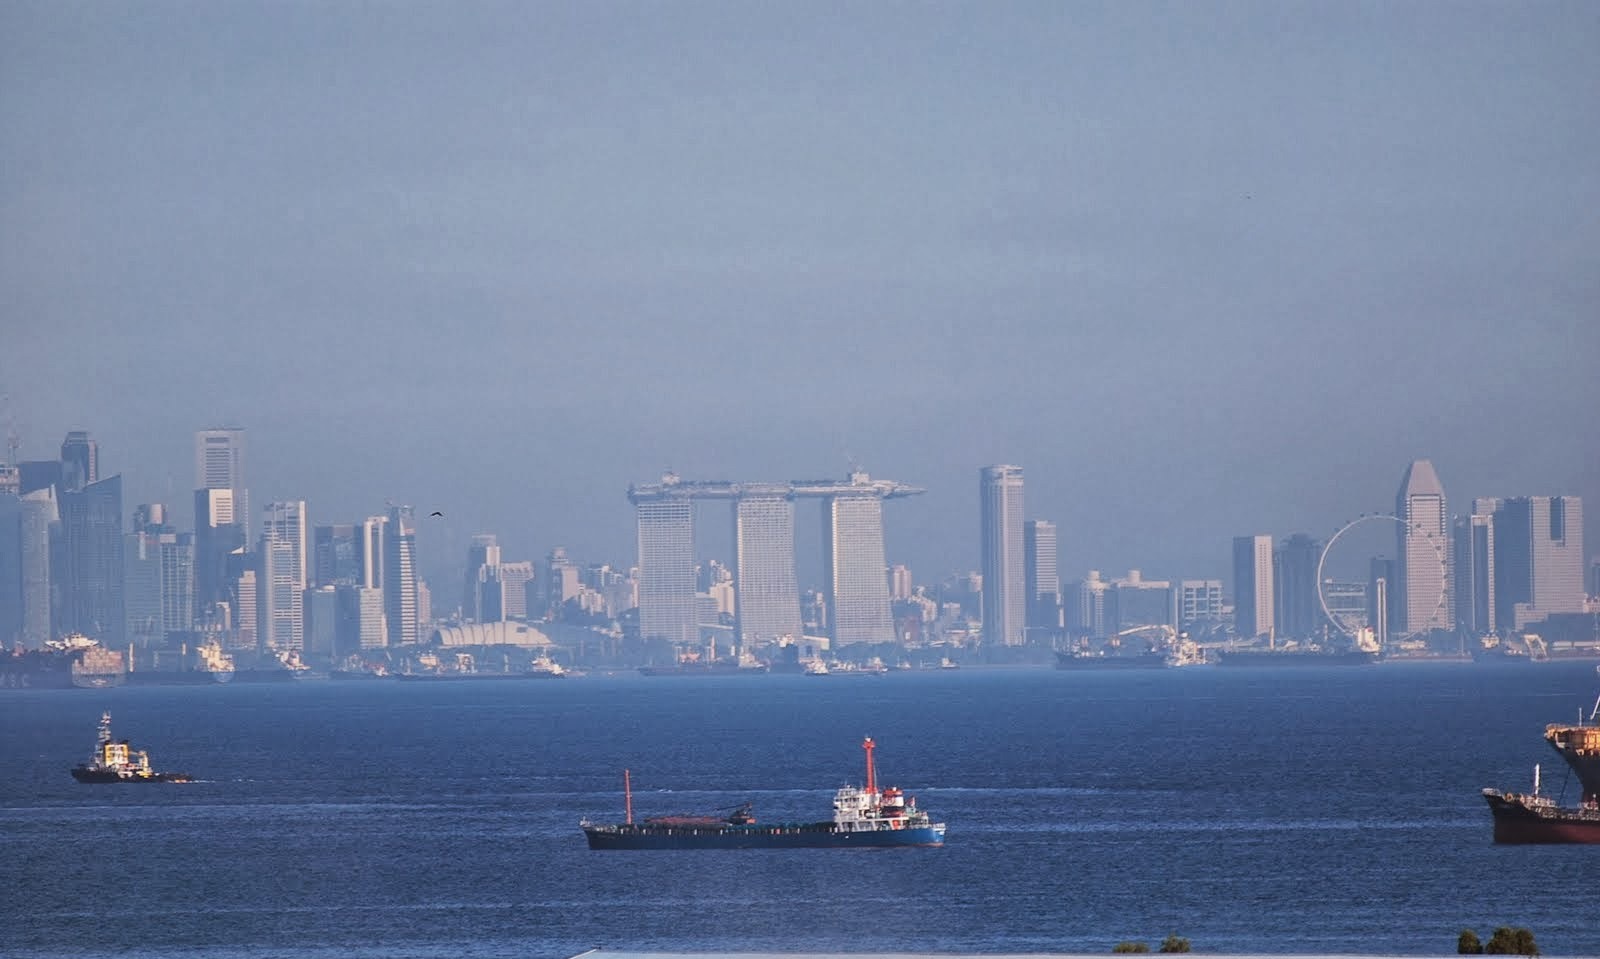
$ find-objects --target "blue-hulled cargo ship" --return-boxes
[581,737,945,849]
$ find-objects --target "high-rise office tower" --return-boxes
[304,586,338,659]
[734,491,804,646]
[359,515,387,589]
[193,488,244,623]
[1395,459,1452,636]
[979,465,1026,647]
[59,431,98,492]
[258,501,307,652]
[1024,519,1060,637]
[1478,496,1585,630]
[823,488,895,645]
[125,527,195,645]
[463,534,502,621]
[1232,534,1274,640]
[383,506,418,647]
[312,524,359,587]
[55,475,124,647]
[1273,533,1323,640]
[546,547,582,613]
[17,486,57,647]
[233,565,258,650]
[632,496,698,645]
[0,491,22,645]
[499,561,534,620]
[195,428,248,539]
[1453,512,1496,636]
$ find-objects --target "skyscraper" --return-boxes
[56,474,124,647]
[464,534,502,622]
[1479,495,1585,630]
[499,561,534,620]
[979,465,1025,646]
[17,486,57,647]
[1176,580,1224,629]
[1453,512,1495,636]
[734,491,803,646]
[59,431,98,492]
[359,515,387,589]
[0,491,22,645]
[1395,459,1451,636]
[195,428,248,539]
[258,501,307,652]
[312,524,359,587]
[1024,519,1060,638]
[383,505,419,647]
[822,488,895,646]
[632,495,698,646]
[194,488,244,623]
[1232,534,1274,640]
[1273,533,1322,640]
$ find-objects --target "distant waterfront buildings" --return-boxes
[629,472,919,650]
[59,431,98,492]
[1176,579,1224,630]
[1232,534,1274,641]
[1024,519,1061,640]
[384,506,419,647]
[1453,511,1496,636]
[1475,495,1586,630]
[1395,459,1451,636]
[1106,569,1172,634]
[979,465,1025,647]
[195,428,248,539]
[1273,533,1322,640]
[734,490,804,646]
[56,474,124,648]
[259,500,307,653]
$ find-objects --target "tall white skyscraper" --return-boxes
[1024,519,1060,635]
[195,428,248,538]
[384,505,419,647]
[1232,535,1274,640]
[980,465,1026,646]
[1395,459,1452,636]
[633,495,697,646]
[822,489,896,646]
[734,491,803,646]
[259,500,307,652]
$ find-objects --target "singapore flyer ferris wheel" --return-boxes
[1315,514,1449,642]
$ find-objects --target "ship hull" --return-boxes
[71,767,191,784]
[1483,792,1600,844]
[583,822,945,850]
[1217,650,1377,667]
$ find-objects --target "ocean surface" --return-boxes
[3,662,1599,958]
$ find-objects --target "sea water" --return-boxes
[2,662,1598,958]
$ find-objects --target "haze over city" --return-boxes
[4,1,1596,585]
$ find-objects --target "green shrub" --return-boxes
[1112,942,1151,954]
[1458,929,1484,954]
[1159,935,1192,954]
[1484,926,1538,956]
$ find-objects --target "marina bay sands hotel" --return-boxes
[628,471,924,649]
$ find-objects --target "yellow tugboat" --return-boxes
[70,712,192,783]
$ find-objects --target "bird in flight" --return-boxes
[429,511,443,517]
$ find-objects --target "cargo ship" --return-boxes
[70,712,192,783]
[1482,674,1600,843]
[581,737,945,849]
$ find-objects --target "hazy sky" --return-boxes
[4,1,1597,589]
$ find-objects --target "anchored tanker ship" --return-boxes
[1482,670,1600,843]
[581,737,945,849]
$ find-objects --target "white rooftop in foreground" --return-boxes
[572,953,1466,959]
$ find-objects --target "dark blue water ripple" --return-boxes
[3,663,1598,957]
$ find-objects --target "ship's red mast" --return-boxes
[624,768,633,825]
[862,737,877,795]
